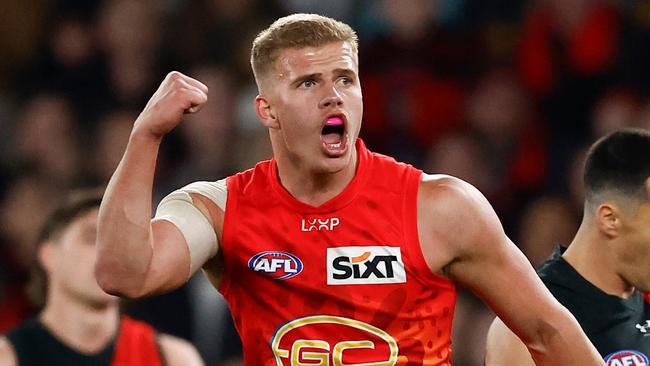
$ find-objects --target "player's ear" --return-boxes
[595,202,620,238]
[255,95,279,129]
[37,241,56,274]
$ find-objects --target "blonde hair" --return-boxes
[251,13,358,88]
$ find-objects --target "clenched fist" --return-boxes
[133,71,208,140]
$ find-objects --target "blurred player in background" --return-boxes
[0,188,203,366]
[486,128,650,365]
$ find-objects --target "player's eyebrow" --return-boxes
[332,68,356,77]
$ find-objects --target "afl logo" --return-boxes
[248,251,303,280]
[605,350,649,366]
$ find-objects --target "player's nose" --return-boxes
[319,86,343,109]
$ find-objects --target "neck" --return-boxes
[274,144,358,207]
[40,289,120,354]
[563,223,635,298]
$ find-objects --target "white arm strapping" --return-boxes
[154,179,227,275]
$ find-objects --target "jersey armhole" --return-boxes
[402,171,456,290]
[217,176,236,298]
[181,179,227,212]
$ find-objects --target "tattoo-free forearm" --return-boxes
[95,129,162,298]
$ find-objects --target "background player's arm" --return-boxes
[418,175,603,366]
[0,337,17,366]
[485,317,536,366]
[96,72,210,299]
[158,333,205,366]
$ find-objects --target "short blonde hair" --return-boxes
[251,13,358,87]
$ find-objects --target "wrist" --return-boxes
[129,125,165,146]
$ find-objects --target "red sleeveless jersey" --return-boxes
[221,139,457,365]
[111,316,164,366]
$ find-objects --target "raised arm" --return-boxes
[485,316,536,365]
[417,175,603,366]
[95,71,211,298]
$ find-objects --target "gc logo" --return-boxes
[271,315,398,366]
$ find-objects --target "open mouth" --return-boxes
[321,115,348,155]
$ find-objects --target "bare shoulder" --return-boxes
[0,337,17,366]
[417,174,506,273]
[158,334,204,366]
[419,174,497,224]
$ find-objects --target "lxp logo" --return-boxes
[271,315,398,366]
[605,350,649,366]
[248,251,303,280]
[301,217,340,231]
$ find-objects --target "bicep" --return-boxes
[420,177,566,345]
[143,219,194,294]
[144,190,222,295]
[449,232,556,339]
[450,228,566,345]
[485,317,535,366]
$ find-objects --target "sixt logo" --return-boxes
[327,246,406,285]
[248,251,303,280]
[605,350,649,366]
[301,217,340,231]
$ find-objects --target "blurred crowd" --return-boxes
[1,0,649,365]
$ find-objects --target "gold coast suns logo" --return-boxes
[270,315,398,366]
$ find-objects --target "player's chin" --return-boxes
[317,150,353,173]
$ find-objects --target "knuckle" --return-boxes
[167,71,180,79]
[175,87,194,102]
[167,71,184,83]
[170,79,186,91]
